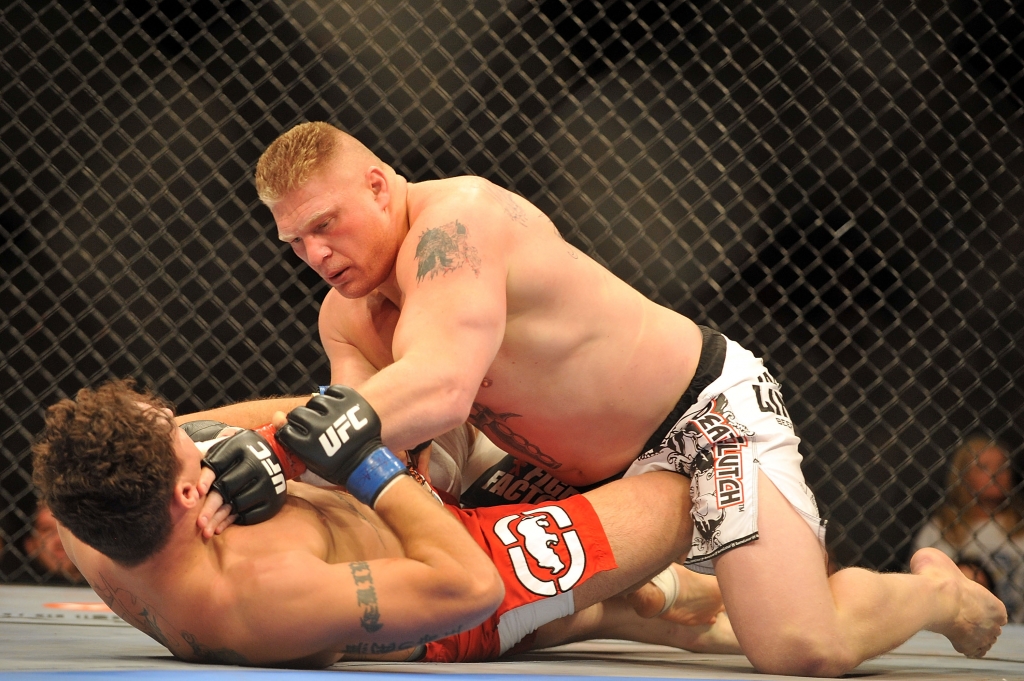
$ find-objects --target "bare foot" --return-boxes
[627,563,725,626]
[700,610,742,654]
[910,548,1007,658]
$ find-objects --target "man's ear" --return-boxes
[367,166,389,209]
[173,479,201,511]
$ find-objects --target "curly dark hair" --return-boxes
[32,380,181,566]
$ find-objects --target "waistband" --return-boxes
[637,324,727,457]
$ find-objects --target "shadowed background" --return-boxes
[1,0,1022,589]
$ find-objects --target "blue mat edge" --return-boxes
[0,667,729,679]
[0,671,725,681]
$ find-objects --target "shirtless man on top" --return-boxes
[33,381,738,667]
[191,121,1005,676]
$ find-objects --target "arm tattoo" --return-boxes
[469,403,562,469]
[343,623,465,655]
[414,220,481,283]
[350,561,383,632]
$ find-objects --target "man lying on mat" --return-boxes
[185,410,720,629]
[33,380,739,668]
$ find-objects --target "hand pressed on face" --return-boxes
[193,427,243,538]
[196,467,238,538]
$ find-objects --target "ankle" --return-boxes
[923,569,962,632]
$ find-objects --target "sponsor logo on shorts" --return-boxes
[692,395,755,440]
[247,441,286,495]
[493,506,586,596]
[318,405,369,457]
[713,438,746,507]
[476,459,578,505]
[753,374,790,418]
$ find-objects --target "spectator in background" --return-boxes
[913,433,1024,622]
[956,558,995,593]
[24,501,84,584]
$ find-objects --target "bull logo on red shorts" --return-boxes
[494,506,586,596]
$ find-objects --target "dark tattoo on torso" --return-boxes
[470,402,563,469]
[414,220,481,282]
[92,572,250,665]
[93,573,173,649]
[350,561,383,632]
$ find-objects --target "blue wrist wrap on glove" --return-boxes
[346,446,407,507]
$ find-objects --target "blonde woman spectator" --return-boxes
[913,434,1024,621]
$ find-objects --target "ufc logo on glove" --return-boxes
[248,442,286,495]
[320,406,370,456]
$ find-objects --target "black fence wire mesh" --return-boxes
[1,0,1022,614]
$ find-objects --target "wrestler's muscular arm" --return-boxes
[175,397,309,430]
[355,187,508,451]
[237,477,504,663]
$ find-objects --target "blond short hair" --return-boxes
[255,121,341,206]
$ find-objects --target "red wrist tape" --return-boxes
[254,424,307,480]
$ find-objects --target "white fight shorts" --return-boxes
[624,326,826,574]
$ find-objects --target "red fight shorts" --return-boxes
[422,494,617,662]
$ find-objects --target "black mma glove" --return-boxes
[201,425,306,525]
[275,386,406,507]
[180,419,230,442]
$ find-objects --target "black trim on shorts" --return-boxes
[683,532,760,571]
[637,325,727,458]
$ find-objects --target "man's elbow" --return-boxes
[432,376,480,430]
[466,565,505,620]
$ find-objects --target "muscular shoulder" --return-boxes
[406,177,524,233]
[216,549,320,625]
[409,176,494,204]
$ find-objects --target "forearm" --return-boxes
[374,476,502,600]
[357,358,477,453]
[175,396,309,429]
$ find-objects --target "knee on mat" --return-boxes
[747,632,857,678]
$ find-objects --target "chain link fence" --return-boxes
[2,0,1022,614]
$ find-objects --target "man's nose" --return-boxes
[306,237,332,263]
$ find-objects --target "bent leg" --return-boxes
[531,595,741,655]
[715,470,1007,677]
[571,471,694,611]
